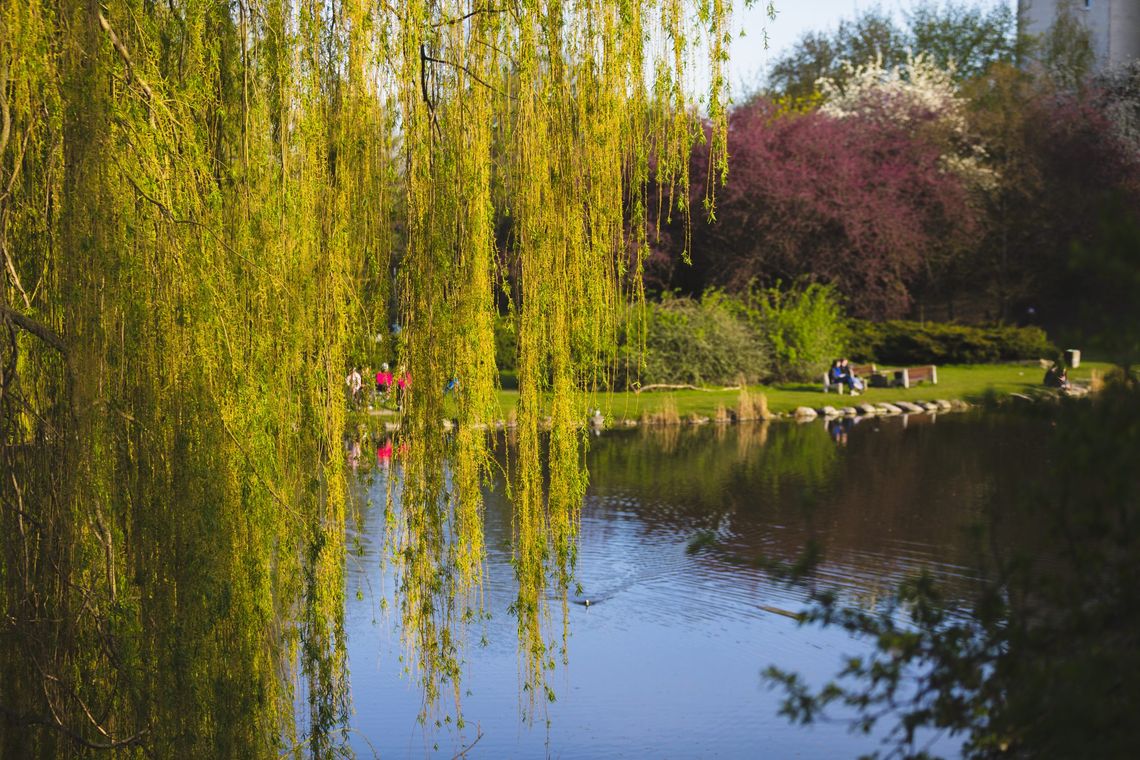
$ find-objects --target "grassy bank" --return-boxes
[350,362,1109,429]
[578,361,1111,421]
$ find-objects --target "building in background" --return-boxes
[1020,0,1140,70]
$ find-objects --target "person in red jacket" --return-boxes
[376,363,393,399]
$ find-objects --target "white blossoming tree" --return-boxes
[818,53,996,189]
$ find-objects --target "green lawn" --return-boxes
[349,362,1110,429]
[496,362,1112,421]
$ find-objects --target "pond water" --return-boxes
[338,411,1047,758]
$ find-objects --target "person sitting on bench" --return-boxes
[834,358,865,393]
[1044,361,1070,390]
[828,360,845,389]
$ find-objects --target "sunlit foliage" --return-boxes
[1,0,735,754]
[383,0,740,726]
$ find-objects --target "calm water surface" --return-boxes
[338,411,1046,758]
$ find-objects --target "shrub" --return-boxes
[742,282,849,382]
[848,320,1057,365]
[620,292,768,388]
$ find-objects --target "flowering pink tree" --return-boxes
[662,99,979,319]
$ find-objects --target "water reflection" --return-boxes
[2,408,1045,757]
[345,411,1049,756]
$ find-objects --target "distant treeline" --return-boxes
[642,3,1140,337]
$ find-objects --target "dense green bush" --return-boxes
[741,282,849,382]
[510,298,1050,388]
[619,292,768,388]
[611,285,851,389]
[848,320,1057,365]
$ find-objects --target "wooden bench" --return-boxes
[823,364,876,394]
[894,365,938,389]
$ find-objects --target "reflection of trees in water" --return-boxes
[372,420,585,730]
[595,421,838,516]
[586,416,1049,604]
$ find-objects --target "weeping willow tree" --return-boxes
[1,0,750,755]
[384,0,758,724]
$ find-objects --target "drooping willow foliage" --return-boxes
[1,0,743,755]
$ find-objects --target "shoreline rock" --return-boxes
[794,406,818,420]
[352,385,1087,436]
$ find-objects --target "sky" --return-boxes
[730,0,1018,95]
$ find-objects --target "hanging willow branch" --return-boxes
[421,51,507,96]
[2,0,744,753]
[0,59,11,159]
[431,6,505,28]
[419,43,443,136]
[96,11,154,103]
[0,703,149,751]
[0,304,65,354]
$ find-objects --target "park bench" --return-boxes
[893,365,938,389]
[823,363,876,394]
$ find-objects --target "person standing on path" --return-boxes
[346,367,363,407]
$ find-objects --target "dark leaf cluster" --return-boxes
[764,382,1140,758]
[846,320,1056,365]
